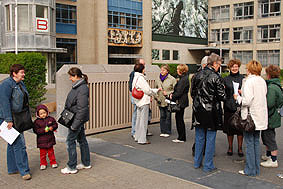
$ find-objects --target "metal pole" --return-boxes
[15,0,18,54]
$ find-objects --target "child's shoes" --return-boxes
[52,164,58,168]
[40,165,47,170]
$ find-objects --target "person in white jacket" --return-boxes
[132,63,159,144]
[234,60,268,176]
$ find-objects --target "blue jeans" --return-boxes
[159,106,172,134]
[194,127,216,172]
[243,131,260,176]
[66,126,90,170]
[7,133,30,176]
[131,96,137,136]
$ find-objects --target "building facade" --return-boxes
[208,0,283,68]
[0,0,65,83]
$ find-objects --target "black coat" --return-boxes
[223,72,244,113]
[65,79,89,130]
[191,67,226,130]
[171,73,190,108]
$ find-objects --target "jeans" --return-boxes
[243,131,260,176]
[131,95,137,136]
[66,126,90,170]
[175,108,186,141]
[7,133,30,176]
[159,106,172,134]
[194,127,217,172]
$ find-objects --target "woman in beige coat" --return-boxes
[155,64,177,137]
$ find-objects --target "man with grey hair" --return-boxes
[191,53,226,172]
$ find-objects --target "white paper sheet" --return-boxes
[232,81,240,95]
[0,121,20,145]
[165,99,176,104]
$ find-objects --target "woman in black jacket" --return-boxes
[170,64,190,143]
[223,59,244,157]
[61,67,91,174]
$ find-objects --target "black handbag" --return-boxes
[229,107,255,132]
[167,100,181,113]
[58,109,75,128]
[12,108,34,133]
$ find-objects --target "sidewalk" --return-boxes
[0,131,208,189]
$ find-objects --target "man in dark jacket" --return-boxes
[191,53,226,172]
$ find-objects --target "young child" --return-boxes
[33,104,58,170]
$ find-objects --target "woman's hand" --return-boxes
[169,94,173,99]
[238,90,242,95]
[163,91,167,96]
[233,94,238,100]
[7,122,13,130]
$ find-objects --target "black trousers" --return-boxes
[175,108,186,141]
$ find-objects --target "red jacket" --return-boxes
[33,105,58,149]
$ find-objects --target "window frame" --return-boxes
[233,27,253,44]
[233,2,254,20]
[257,50,280,67]
[211,5,230,22]
[257,24,280,43]
[259,0,281,18]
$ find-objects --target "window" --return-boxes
[36,5,48,18]
[257,50,280,66]
[5,5,14,31]
[210,28,229,44]
[152,49,160,60]
[234,2,254,20]
[257,24,280,42]
[162,50,170,60]
[108,11,143,31]
[56,38,77,70]
[233,27,253,43]
[259,0,281,17]
[233,51,253,64]
[211,5,230,22]
[56,4,77,24]
[173,50,179,60]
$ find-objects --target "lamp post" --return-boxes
[15,0,18,54]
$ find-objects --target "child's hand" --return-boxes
[49,127,53,131]
[45,126,49,132]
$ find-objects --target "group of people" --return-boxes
[130,54,283,177]
[0,64,91,180]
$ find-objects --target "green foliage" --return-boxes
[0,53,47,110]
[221,71,230,78]
[280,69,283,81]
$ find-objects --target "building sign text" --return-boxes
[108,28,142,47]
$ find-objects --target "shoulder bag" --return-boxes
[58,109,75,128]
[229,107,255,132]
[167,99,181,113]
[132,77,144,99]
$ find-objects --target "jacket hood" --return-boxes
[267,78,281,86]
[36,104,49,118]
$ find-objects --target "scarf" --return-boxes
[160,73,169,82]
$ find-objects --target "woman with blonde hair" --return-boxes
[170,64,190,143]
[234,60,268,176]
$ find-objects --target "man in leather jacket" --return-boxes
[191,53,226,172]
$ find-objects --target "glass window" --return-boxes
[162,50,170,60]
[173,50,179,60]
[257,50,280,66]
[259,0,281,17]
[233,2,254,20]
[257,24,280,42]
[233,27,253,43]
[56,4,77,24]
[36,5,48,18]
[222,28,229,44]
[210,29,220,44]
[211,5,230,22]
[152,49,160,60]
[5,5,12,31]
[18,5,29,31]
[232,51,253,64]
[56,38,77,70]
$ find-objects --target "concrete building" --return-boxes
[0,0,65,83]
[208,0,282,68]
[56,0,152,67]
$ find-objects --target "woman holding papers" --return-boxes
[0,64,31,180]
[223,59,244,157]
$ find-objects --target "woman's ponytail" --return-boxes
[82,73,88,83]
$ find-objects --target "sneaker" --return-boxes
[261,155,271,161]
[146,132,153,136]
[163,134,170,138]
[76,164,92,170]
[61,167,78,174]
[22,174,31,180]
[52,164,58,168]
[172,139,185,143]
[238,170,245,175]
[277,173,283,179]
[260,159,278,168]
[160,134,165,137]
[40,165,47,170]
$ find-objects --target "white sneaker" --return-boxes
[160,134,165,137]
[261,155,271,161]
[238,170,245,175]
[40,165,46,170]
[172,139,184,143]
[147,132,153,136]
[61,167,78,174]
[51,164,58,168]
[76,163,92,170]
[260,159,278,168]
[163,134,170,138]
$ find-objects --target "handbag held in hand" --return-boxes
[58,109,75,128]
[167,99,181,113]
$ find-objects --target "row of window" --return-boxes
[210,24,280,44]
[56,4,76,24]
[152,49,179,61]
[211,0,281,22]
[108,11,142,30]
[233,50,280,67]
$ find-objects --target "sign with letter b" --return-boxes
[36,18,48,32]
